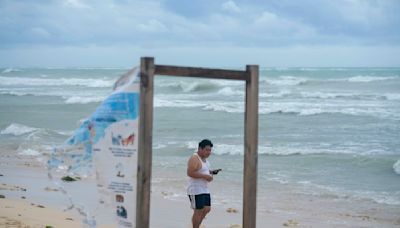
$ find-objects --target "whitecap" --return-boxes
[393,160,400,175]
[19,149,41,156]
[385,93,400,101]
[1,68,21,73]
[267,76,308,86]
[64,96,106,104]
[347,75,397,82]
[154,98,204,108]
[0,123,37,136]
[203,102,244,113]
[217,87,244,96]
[0,76,114,88]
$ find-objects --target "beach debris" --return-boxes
[61,175,77,182]
[0,183,26,191]
[44,186,59,191]
[21,196,26,199]
[226,207,238,213]
[0,194,5,198]
[340,213,374,221]
[37,204,45,208]
[0,174,3,176]
[229,224,242,228]
[45,226,54,228]
[283,219,299,227]
[65,217,74,221]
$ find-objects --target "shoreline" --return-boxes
[1,153,400,227]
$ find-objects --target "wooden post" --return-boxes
[243,65,259,228]
[135,57,259,228]
[136,57,155,228]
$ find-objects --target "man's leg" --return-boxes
[201,206,211,220]
[192,209,205,228]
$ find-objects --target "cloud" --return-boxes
[253,11,316,37]
[63,0,91,9]
[29,27,52,39]
[137,19,168,33]
[0,0,399,66]
[222,1,241,13]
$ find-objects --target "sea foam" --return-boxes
[65,96,106,104]
[266,76,308,86]
[393,160,400,175]
[347,75,397,82]
[0,76,114,88]
[19,148,41,156]
[0,123,37,136]
[1,68,21,73]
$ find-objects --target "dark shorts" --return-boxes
[188,193,211,209]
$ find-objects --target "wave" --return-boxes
[0,123,71,139]
[18,148,41,156]
[64,96,106,104]
[1,68,22,74]
[0,76,114,88]
[0,123,38,136]
[185,141,384,156]
[260,91,400,101]
[154,98,397,119]
[265,76,308,86]
[260,75,398,87]
[347,75,397,82]
[385,93,400,101]
[157,80,219,93]
[0,89,108,104]
[266,106,395,119]
[394,160,400,175]
[155,98,205,108]
[298,181,400,206]
[156,79,242,93]
[217,87,244,96]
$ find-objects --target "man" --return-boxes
[187,139,215,228]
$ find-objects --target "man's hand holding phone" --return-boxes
[211,169,222,175]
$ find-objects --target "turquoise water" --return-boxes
[1,67,399,209]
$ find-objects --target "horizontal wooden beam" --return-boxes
[155,64,248,81]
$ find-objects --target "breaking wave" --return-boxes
[0,123,38,136]
[394,160,400,175]
[347,75,397,82]
[0,76,114,88]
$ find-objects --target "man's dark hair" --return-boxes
[199,139,213,149]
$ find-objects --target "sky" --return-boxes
[0,0,400,67]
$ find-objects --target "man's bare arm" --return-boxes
[187,155,213,181]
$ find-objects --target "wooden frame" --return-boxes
[136,57,259,228]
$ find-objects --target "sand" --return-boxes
[1,151,399,228]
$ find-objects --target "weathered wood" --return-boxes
[243,65,259,228]
[136,57,259,228]
[136,57,155,228]
[155,64,247,81]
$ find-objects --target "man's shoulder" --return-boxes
[188,153,201,166]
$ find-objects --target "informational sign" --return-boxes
[62,67,140,227]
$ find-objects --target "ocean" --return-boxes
[1,67,399,214]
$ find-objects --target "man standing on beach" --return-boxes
[187,139,214,228]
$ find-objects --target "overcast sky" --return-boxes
[1,0,399,67]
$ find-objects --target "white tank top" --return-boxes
[187,153,211,195]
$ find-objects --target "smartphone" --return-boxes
[211,169,222,175]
